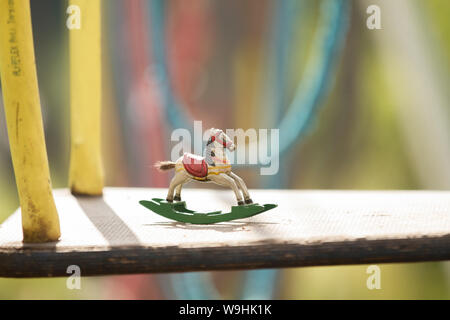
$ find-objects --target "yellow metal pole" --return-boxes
[0,0,60,242]
[68,0,104,195]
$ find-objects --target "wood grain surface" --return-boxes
[0,188,449,277]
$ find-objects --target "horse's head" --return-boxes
[208,128,235,151]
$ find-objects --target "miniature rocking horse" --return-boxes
[155,128,253,206]
[140,128,276,224]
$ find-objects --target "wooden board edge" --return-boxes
[1,234,449,278]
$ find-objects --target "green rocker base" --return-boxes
[139,198,277,224]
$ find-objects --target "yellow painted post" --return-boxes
[68,0,104,195]
[0,0,60,242]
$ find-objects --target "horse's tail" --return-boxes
[154,161,176,171]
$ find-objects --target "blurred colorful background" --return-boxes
[1,0,449,299]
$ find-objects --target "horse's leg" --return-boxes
[166,172,187,202]
[209,173,244,205]
[225,172,245,199]
[174,183,183,201]
[227,171,252,204]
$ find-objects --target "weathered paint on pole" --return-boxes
[0,0,61,242]
[68,0,104,195]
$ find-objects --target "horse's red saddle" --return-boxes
[182,153,208,178]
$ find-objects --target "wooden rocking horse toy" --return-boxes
[156,128,252,206]
[139,128,277,224]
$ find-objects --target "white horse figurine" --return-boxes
[155,128,253,206]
